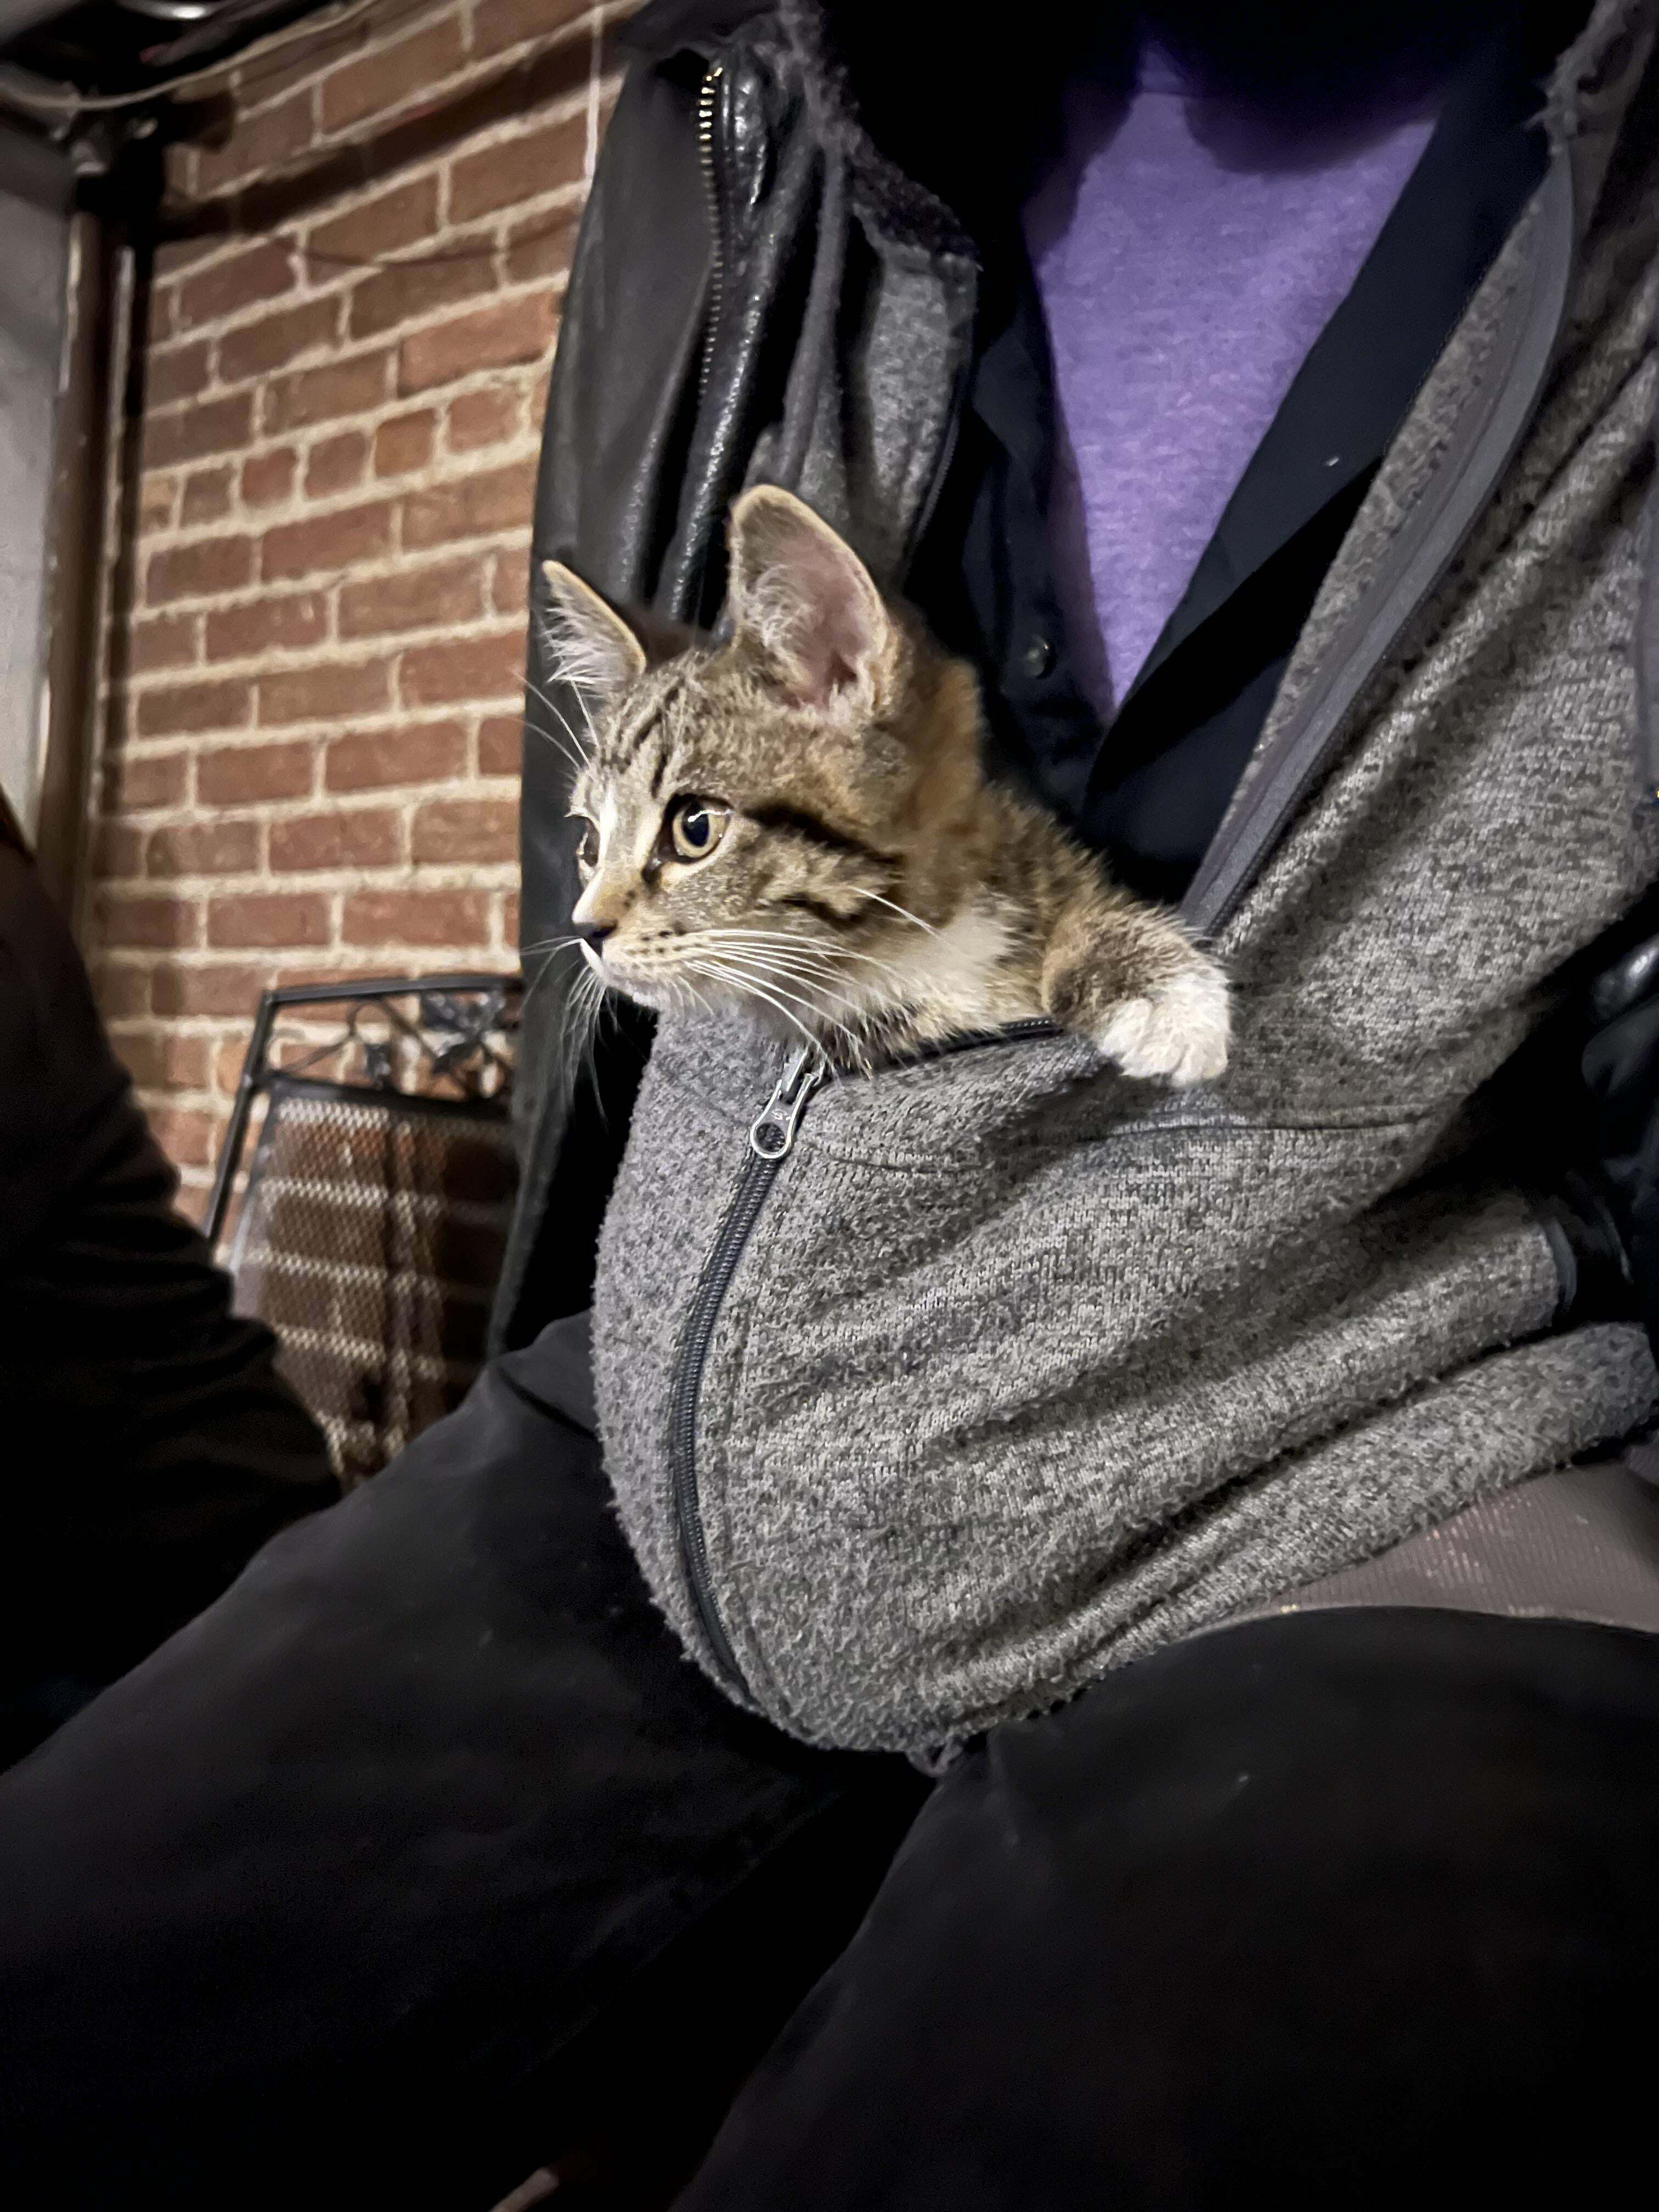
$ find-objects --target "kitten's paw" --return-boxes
[1092,964,1231,1085]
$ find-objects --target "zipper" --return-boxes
[896,1014,1057,1068]
[665,1010,1058,1683]
[668,1044,828,1690]
[664,1015,1062,1688]
[1183,155,1578,942]
[696,62,727,400]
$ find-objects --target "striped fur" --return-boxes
[541,489,1229,1080]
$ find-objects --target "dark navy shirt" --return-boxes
[911,23,1556,905]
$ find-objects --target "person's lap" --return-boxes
[0,1316,916,2206]
[6,1320,1659,2208]
[682,1603,1659,2208]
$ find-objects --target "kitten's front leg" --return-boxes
[1041,890,1231,1085]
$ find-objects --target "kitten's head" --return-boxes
[540,487,980,1057]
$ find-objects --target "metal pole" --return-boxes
[203,984,279,1251]
[32,155,134,916]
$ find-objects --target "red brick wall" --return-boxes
[87,0,631,1215]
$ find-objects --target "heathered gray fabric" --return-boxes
[593,1,1659,1755]
[699,20,977,596]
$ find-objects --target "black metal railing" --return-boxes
[206,973,521,1485]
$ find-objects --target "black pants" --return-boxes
[4,1316,1659,2208]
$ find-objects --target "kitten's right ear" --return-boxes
[538,561,648,704]
[725,487,895,714]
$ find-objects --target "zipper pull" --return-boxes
[749,1047,828,1160]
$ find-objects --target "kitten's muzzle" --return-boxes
[575,921,614,952]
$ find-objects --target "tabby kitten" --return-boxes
[540,487,1229,1081]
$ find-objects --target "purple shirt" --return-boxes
[1023,44,1442,716]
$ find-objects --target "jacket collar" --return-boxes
[620,0,982,253]
[619,0,771,58]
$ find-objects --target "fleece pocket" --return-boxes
[592,1009,1638,1757]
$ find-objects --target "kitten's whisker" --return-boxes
[554,964,597,1073]
[689,938,915,1027]
[684,960,830,1059]
[528,947,589,1030]
[696,949,839,1005]
[699,955,845,1013]
[522,673,594,768]
[693,952,868,1054]
[709,958,870,1029]
[519,931,590,1013]
[523,709,589,780]
[521,667,582,730]
[678,930,906,991]
[569,964,603,1039]
[843,888,939,936]
[687,941,907,1026]
[569,679,600,748]
[687,944,845,989]
[562,996,586,1066]
[527,722,586,778]
[688,927,908,978]
[520,957,567,1018]
[534,635,614,751]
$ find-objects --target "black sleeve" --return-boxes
[1494,884,1659,1356]
[1575,921,1659,1348]
[498,46,710,1350]
[0,837,337,1764]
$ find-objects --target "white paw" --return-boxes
[1092,964,1231,1085]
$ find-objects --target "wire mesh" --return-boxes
[226,1075,518,1486]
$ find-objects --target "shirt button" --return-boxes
[1020,634,1055,680]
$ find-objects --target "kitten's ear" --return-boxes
[539,561,648,704]
[726,487,894,713]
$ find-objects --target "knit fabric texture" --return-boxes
[593,2,1659,1756]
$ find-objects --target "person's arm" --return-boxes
[497,35,715,1350]
[1576,912,1659,1349]
[1495,881,1659,1355]
[0,827,336,1765]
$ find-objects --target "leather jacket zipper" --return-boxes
[696,61,727,398]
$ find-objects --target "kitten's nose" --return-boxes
[575,921,613,951]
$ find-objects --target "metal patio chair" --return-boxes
[204,973,522,1485]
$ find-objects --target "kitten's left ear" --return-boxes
[539,561,648,704]
[726,487,895,713]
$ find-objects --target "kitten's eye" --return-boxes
[572,816,599,874]
[666,795,730,863]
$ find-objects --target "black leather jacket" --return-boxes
[496,0,1659,1364]
[503,0,979,1340]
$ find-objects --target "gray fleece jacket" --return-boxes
[592,0,1659,1756]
